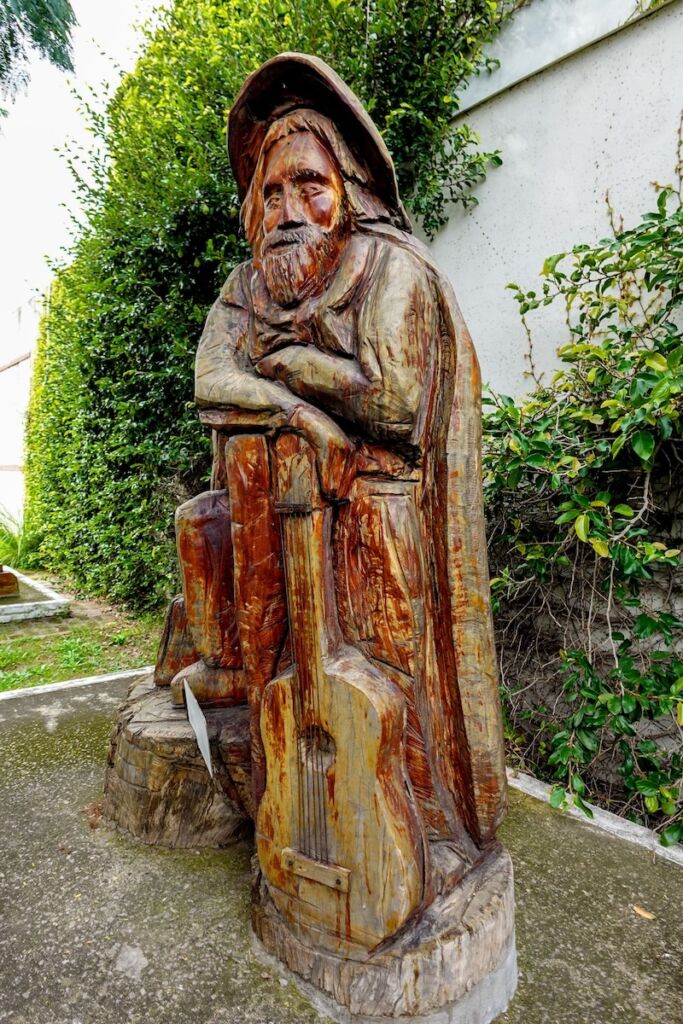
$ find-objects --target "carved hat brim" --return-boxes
[228,52,411,231]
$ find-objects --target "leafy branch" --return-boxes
[485,147,683,845]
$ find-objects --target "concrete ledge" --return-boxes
[507,767,683,867]
[0,566,70,623]
[0,666,154,701]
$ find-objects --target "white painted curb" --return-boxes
[0,566,70,623]
[0,666,154,702]
[507,768,683,868]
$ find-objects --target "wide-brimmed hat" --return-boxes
[228,52,411,231]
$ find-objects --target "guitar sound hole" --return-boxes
[299,726,336,773]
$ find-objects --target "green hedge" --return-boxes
[25,0,510,607]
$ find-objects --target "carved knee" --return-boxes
[175,490,241,669]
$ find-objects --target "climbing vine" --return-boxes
[484,139,683,844]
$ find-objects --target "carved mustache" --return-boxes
[262,226,328,255]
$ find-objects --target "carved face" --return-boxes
[262,131,345,235]
[259,131,350,307]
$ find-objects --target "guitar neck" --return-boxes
[274,435,343,687]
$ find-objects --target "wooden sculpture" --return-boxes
[257,431,425,953]
[153,52,517,1021]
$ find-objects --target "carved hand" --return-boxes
[256,344,377,432]
[256,345,308,389]
[286,404,355,502]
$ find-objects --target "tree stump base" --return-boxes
[103,674,252,847]
[252,843,516,1022]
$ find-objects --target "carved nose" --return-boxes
[279,217,304,230]
[279,190,304,229]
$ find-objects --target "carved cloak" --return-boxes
[198,50,507,849]
[196,223,506,849]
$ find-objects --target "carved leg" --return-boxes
[171,490,245,707]
[154,595,197,687]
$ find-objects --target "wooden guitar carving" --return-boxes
[256,432,427,955]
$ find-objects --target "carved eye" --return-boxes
[300,183,324,199]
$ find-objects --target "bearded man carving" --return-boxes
[157,54,506,856]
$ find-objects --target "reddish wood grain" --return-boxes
[226,434,288,805]
[154,595,197,687]
[163,54,509,965]
[256,434,427,954]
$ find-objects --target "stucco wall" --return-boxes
[0,300,35,520]
[430,0,683,398]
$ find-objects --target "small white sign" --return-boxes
[184,680,213,778]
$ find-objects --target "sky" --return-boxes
[0,0,159,363]
[0,1,159,517]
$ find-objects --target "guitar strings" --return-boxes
[303,508,320,860]
[305,503,329,864]
[280,506,308,860]
[301,509,317,860]
[278,446,332,866]
[313,506,331,863]
[296,511,314,862]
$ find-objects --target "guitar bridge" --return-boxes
[282,847,350,893]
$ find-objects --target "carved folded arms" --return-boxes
[194,241,438,450]
[195,271,296,421]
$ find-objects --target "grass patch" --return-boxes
[0,613,163,693]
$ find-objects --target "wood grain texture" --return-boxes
[252,842,516,1019]
[226,434,287,805]
[175,490,242,670]
[153,52,513,1005]
[192,222,506,837]
[154,595,197,687]
[103,675,251,847]
[256,434,426,955]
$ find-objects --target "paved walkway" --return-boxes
[0,678,681,1024]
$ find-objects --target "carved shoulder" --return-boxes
[218,261,252,310]
[354,238,441,443]
[195,263,253,405]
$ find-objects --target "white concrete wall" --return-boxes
[0,301,37,521]
[431,0,683,398]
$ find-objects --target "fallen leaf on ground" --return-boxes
[84,799,103,829]
[631,904,656,920]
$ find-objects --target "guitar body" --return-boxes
[255,433,426,957]
[257,645,425,955]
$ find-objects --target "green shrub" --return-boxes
[485,180,683,844]
[25,0,513,608]
[0,507,41,570]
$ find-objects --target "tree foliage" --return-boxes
[25,0,511,607]
[0,0,76,110]
[484,175,683,844]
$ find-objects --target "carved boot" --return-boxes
[170,658,245,708]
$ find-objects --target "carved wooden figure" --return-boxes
[154,52,517,1021]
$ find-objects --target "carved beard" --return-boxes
[260,220,349,309]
